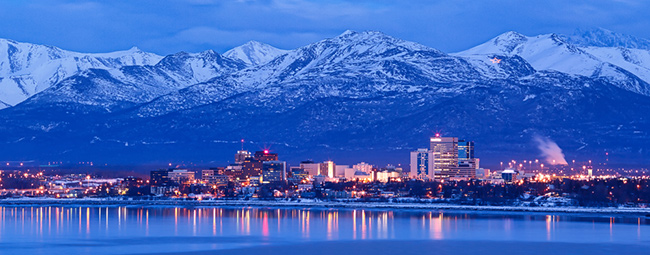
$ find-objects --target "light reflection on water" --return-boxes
[0,206,648,254]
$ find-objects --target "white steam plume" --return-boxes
[533,135,568,165]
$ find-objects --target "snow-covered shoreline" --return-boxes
[1,197,649,216]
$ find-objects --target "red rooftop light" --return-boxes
[264,150,269,154]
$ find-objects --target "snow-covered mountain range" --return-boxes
[1,28,650,166]
[455,30,650,96]
[22,50,247,112]
[0,39,162,108]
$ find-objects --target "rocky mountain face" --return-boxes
[223,41,289,66]
[566,28,650,50]
[455,31,650,97]
[1,30,650,167]
[0,39,162,108]
[18,50,247,113]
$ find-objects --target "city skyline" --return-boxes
[1,2,649,254]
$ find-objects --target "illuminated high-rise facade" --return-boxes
[261,161,286,183]
[430,134,459,179]
[254,150,278,161]
[458,140,474,162]
[300,161,320,176]
[235,150,251,163]
[352,162,373,174]
[320,161,335,178]
[454,140,478,179]
[410,148,435,180]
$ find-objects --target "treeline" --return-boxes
[315,178,650,207]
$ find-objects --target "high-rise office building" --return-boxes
[410,149,435,180]
[254,150,278,161]
[300,161,320,176]
[201,169,215,180]
[224,164,245,180]
[320,161,335,178]
[335,165,349,177]
[235,150,251,163]
[454,139,479,179]
[167,169,195,185]
[430,134,459,179]
[241,157,262,180]
[289,166,310,181]
[262,161,286,183]
[458,140,474,162]
[150,170,170,186]
[352,162,373,174]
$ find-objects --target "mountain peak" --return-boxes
[127,46,142,52]
[494,31,526,40]
[490,31,528,52]
[318,30,438,56]
[200,49,217,55]
[224,40,288,66]
[333,30,392,41]
[0,38,19,45]
[340,29,358,36]
[240,40,266,47]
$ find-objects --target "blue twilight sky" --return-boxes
[1,0,649,55]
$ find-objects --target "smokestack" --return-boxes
[533,135,568,165]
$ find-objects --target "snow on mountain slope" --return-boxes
[0,39,162,109]
[582,47,650,82]
[132,30,492,117]
[566,28,650,50]
[457,32,601,74]
[223,41,289,66]
[457,54,536,79]
[227,30,477,89]
[455,31,650,96]
[151,50,246,86]
[3,30,650,165]
[20,50,246,111]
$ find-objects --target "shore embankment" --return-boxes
[1,197,649,216]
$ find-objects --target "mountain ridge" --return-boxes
[0,38,163,109]
[455,31,650,96]
[1,29,650,167]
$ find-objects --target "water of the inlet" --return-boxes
[0,206,648,254]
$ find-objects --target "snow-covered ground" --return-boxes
[1,197,649,216]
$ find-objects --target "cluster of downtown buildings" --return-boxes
[410,134,482,181]
[1,135,647,205]
[148,135,500,197]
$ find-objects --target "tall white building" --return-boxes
[430,135,459,179]
[352,162,373,174]
[335,165,349,177]
[300,161,320,176]
[410,148,435,180]
[321,161,335,178]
